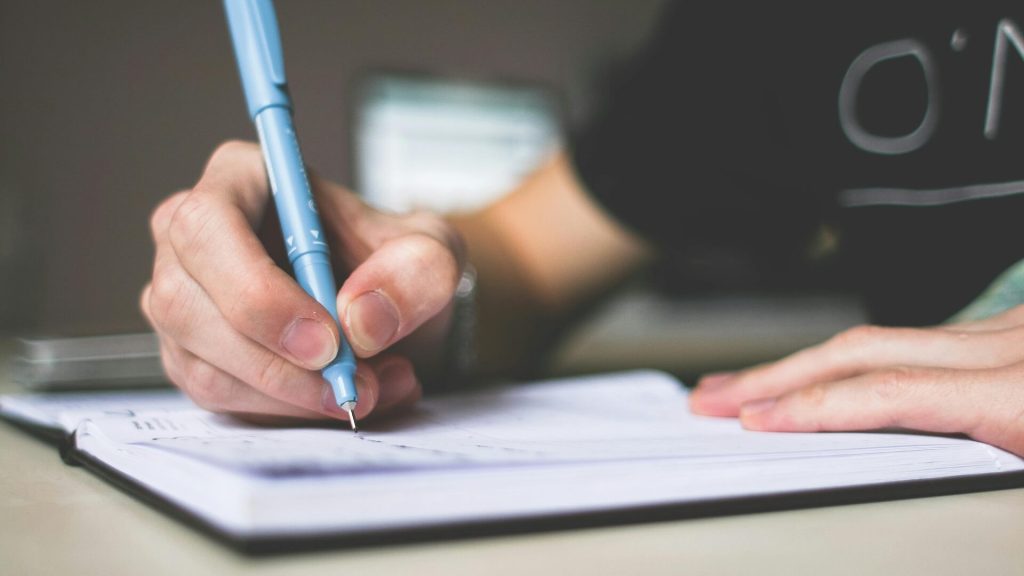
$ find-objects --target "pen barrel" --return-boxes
[255,106,358,402]
[255,107,327,264]
[292,252,341,322]
[226,0,358,409]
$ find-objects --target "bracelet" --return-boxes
[438,264,478,390]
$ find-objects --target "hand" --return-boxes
[141,141,465,423]
[690,306,1024,456]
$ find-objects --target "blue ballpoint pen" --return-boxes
[223,0,359,430]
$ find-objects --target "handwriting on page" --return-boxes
[83,372,995,480]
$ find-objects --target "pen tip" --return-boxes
[345,407,359,433]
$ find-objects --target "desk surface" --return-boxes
[3,342,1024,575]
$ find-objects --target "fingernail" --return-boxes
[353,371,377,419]
[697,372,736,391]
[740,397,777,417]
[283,318,338,368]
[321,382,344,419]
[321,371,377,420]
[376,361,418,410]
[346,290,399,354]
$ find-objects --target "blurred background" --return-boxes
[0,0,863,383]
[0,0,663,331]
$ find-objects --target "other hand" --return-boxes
[690,306,1024,456]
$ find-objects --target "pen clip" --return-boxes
[245,0,286,86]
[224,0,290,118]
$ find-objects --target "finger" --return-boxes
[368,354,423,415]
[306,171,376,270]
[197,352,419,421]
[147,188,338,421]
[314,178,466,271]
[738,365,1024,455]
[311,177,465,358]
[140,283,156,329]
[190,140,275,224]
[155,334,185,390]
[149,190,191,245]
[146,245,380,420]
[161,339,330,420]
[337,232,462,357]
[167,142,341,371]
[690,324,1024,417]
[143,190,188,331]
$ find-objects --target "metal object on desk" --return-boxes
[13,332,168,391]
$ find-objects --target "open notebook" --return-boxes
[2,371,1023,552]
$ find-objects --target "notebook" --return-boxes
[2,370,1023,553]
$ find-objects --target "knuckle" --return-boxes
[167,192,216,255]
[871,366,919,402]
[251,353,297,400]
[405,232,461,289]
[182,360,231,412]
[830,324,884,349]
[210,139,259,164]
[139,284,154,326]
[794,383,829,410]
[207,140,264,184]
[149,191,190,241]
[406,210,448,236]
[389,234,461,322]
[223,272,279,337]
[149,270,194,329]
[407,211,466,264]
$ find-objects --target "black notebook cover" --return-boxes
[53,425,1024,556]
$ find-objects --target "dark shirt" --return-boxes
[572,1,1024,325]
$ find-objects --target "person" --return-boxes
[142,2,1024,455]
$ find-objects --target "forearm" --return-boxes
[448,208,546,376]
[448,152,653,377]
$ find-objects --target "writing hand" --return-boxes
[690,306,1024,456]
[141,141,465,423]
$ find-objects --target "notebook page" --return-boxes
[72,370,1024,536]
[82,371,1012,476]
[0,389,192,434]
